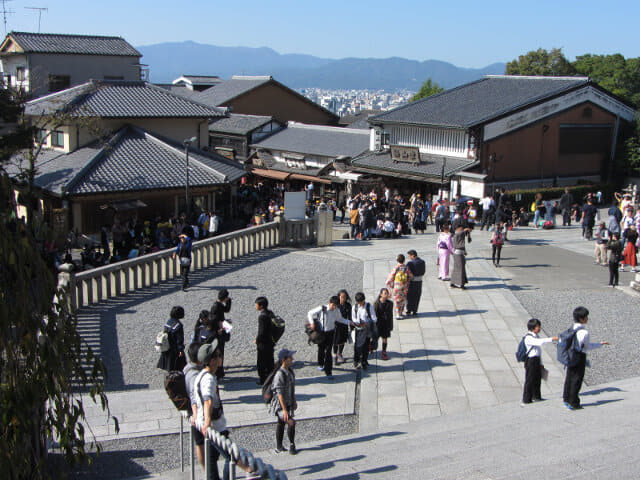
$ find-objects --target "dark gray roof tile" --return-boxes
[209,114,274,135]
[25,81,226,118]
[9,125,245,195]
[196,76,272,106]
[5,31,140,56]
[251,122,369,158]
[351,150,476,180]
[370,76,590,128]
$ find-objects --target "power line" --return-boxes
[25,6,48,33]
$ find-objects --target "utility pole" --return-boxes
[25,6,48,33]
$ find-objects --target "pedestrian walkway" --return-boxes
[82,375,356,442]
[325,233,564,432]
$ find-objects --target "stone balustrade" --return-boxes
[67,217,316,310]
[631,273,640,293]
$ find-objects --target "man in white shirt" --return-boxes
[351,292,377,370]
[209,211,220,236]
[195,341,227,479]
[479,194,495,231]
[521,318,557,405]
[563,306,609,410]
[307,296,341,379]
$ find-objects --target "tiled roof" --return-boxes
[196,76,272,107]
[4,31,140,56]
[209,114,274,135]
[370,76,590,128]
[25,81,226,118]
[339,110,381,130]
[9,125,245,195]
[251,122,370,158]
[351,150,476,181]
[174,75,223,85]
[154,84,204,101]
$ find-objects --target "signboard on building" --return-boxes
[390,145,420,165]
[284,191,306,220]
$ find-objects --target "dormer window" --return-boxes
[51,130,64,148]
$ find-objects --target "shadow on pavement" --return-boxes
[320,464,399,479]
[581,398,624,407]
[418,309,487,318]
[54,449,154,480]
[77,249,289,392]
[581,387,624,396]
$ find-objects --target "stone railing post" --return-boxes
[276,214,287,246]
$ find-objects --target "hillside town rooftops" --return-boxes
[1,31,141,56]
[369,75,591,128]
[24,80,226,118]
[8,125,245,196]
[251,122,370,158]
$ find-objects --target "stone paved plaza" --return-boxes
[73,222,640,478]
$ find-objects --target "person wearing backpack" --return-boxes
[386,254,413,320]
[520,319,557,406]
[255,296,275,385]
[490,222,505,267]
[269,349,298,455]
[194,341,227,480]
[307,296,341,379]
[351,292,377,370]
[562,307,609,410]
[183,342,205,468]
[157,306,186,372]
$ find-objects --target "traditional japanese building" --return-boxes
[357,75,636,198]
[9,80,245,234]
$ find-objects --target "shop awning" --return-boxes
[250,168,291,181]
[288,173,331,184]
[100,199,148,211]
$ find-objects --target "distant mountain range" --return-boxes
[137,41,506,91]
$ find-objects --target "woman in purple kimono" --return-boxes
[437,224,454,281]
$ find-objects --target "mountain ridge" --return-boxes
[137,41,506,91]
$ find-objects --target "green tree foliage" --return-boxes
[0,90,117,478]
[624,117,640,175]
[505,48,576,76]
[411,78,444,102]
[573,54,640,108]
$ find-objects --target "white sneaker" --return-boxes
[620,266,625,271]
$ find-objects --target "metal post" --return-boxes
[190,422,195,480]
[204,436,211,479]
[180,415,184,472]
[185,143,190,220]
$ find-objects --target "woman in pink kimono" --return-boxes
[437,224,454,280]
[386,254,413,320]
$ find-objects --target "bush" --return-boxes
[506,184,616,209]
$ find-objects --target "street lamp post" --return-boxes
[183,136,197,221]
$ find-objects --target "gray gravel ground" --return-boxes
[487,234,640,387]
[62,411,359,479]
[77,247,363,391]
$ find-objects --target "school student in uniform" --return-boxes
[521,318,558,405]
[563,306,609,410]
[307,296,341,379]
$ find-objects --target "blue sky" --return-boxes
[3,0,639,68]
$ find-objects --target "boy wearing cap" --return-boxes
[194,341,227,479]
[270,349,298,455]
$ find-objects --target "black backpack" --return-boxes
[557,326,583,367]
[261,367,280,404]
[270,312,286,344]
[164,370,190,411]
[515,333,534,362]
